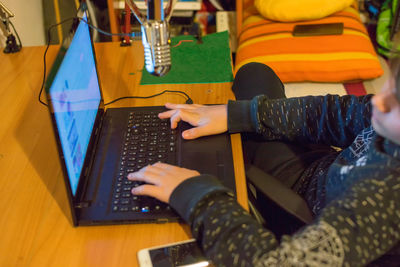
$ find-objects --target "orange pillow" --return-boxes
[235,4,384,83]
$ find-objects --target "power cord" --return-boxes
[39,17,74,106]
[104,90,193,106]
[38,17,193,107]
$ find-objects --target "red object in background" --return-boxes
[343,82,367,96]
[201,0,218,12]
[195,11,209,36]
[194,0,217,36]
[123,3,132,45]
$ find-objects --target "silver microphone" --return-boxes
[125,0,175,76]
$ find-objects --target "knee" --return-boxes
[232,62,285,100]
[236,62,276,79]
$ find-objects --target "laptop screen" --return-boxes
[48,14,101,196]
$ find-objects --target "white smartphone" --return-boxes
[137,239,210,267]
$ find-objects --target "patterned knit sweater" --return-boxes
[169,94,400,266]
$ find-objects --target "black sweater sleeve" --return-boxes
[228,94,373,148]
[169,173,400,266]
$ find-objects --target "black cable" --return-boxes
[80,18,141,38]
[38,17,138,107]
[38,17,75,106]
[38,17,77,106]
[38,17,192,108]
[104,90,193,106]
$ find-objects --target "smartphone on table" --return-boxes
[138,239,211,267]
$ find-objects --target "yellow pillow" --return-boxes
[254,0,354,22]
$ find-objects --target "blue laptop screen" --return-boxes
[48,15,101,196]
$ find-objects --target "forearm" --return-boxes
[228,94,373,147]
[185,190,348,267]
[170,176,343,266]
[170,176,280,266]
[170,173,400,266]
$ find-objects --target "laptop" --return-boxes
[44,8,236,226]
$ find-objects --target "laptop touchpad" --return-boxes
[180,151,218,175]
[180,150,231,190]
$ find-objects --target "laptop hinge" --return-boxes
[75,201,92,209]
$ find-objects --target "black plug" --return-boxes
[185,98,193,104]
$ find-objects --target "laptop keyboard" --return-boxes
[111,111,177,213]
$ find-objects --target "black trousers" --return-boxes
[231,62,334,191]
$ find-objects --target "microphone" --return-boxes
[125,0,176,76]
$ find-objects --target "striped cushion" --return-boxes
[235,3,384,83]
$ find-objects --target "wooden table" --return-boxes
[0,41,247,266]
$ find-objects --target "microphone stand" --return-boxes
[0,2,21,53]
